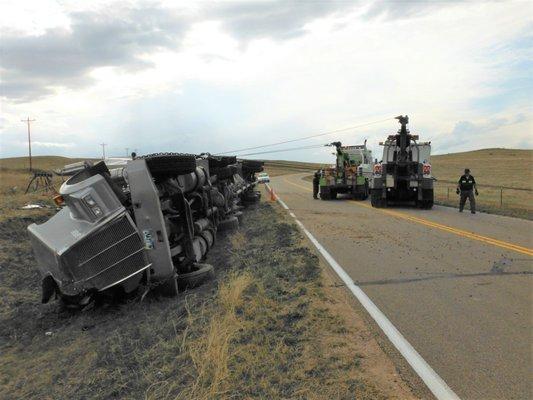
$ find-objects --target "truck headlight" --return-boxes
[83,195,103,217]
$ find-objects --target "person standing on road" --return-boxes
[313,170,321,199]
[457,168,478,213]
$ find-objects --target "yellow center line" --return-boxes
[281,177,533,257]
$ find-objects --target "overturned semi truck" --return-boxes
[28,153,263,307]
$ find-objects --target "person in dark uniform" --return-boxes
[457,168,478,213]
[313,169,321,199]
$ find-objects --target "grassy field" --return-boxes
[0,164,415,399]
[263,148,533,219]
[431,149,532,218]
[0,156,89,222]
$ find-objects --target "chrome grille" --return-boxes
[62,215,148,290]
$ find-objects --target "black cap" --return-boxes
[465,168,470,173]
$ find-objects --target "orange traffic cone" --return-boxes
[269,186,277,202]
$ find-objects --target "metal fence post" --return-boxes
[447,187,450,201]
[500,187,503,208]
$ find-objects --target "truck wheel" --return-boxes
[320,192,330,200]
[371,192,386,208]
[211,166,234,180]
[177,263,214,291]
[330,191,337,200]
[142,153,197,176]
[362,183,369,200]
[208,156,237,169]
[218,216,239,232]
[234,211,244,222]
[242,159,264,173]
[418,190,434,209]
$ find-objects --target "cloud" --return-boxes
[0,6,188,101]
[0,1,355,102]
[205,0,357,41]
[0,0,530,160]
[32,141,75,148]
[436,114,532,153]
[363,0,462,20]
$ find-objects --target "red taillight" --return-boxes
[423,164,431,175]
[373,164,382,175]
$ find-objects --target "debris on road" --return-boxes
[21,204,45,210]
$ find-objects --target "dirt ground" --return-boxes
[0,197,416,399]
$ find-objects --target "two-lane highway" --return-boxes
[270,173,532,400]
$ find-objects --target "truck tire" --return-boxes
[141,153,197,176]
[418,190,434,209]
[418,200,434,209]
[209,156,237,169]
[177,263,214,290]
[243,191,260,204]
[371,191,386,208]
[370,192,378,207]
[211,166,234,180]
[361,182,369,200]
[218,216,239,232]
[242,159,264,173]
[320,191,330,200]
[234,211,244,222]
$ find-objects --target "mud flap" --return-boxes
[41,275,57,304]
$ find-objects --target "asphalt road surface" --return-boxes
[269,173,532,400]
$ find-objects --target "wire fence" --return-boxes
[433,180,532,219]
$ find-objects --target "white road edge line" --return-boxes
[265,184,460,400]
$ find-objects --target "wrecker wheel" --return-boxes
[371,191,386,208]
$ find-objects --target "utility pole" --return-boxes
[21,117,36,172]
[100,143,107,160]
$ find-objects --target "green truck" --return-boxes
[319,141,374,200]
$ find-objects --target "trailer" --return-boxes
[28,153,263,307]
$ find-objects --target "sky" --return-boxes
[0,0,532,163]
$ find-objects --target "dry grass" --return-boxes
[0,156,87,222]
[171,273,254,400]
[431,148,532,188]
[431,149,532,218]
[0,197,413,399]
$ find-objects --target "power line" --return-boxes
[21,117,36,172]
[215,116,392,155]
[237,143,326,157]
